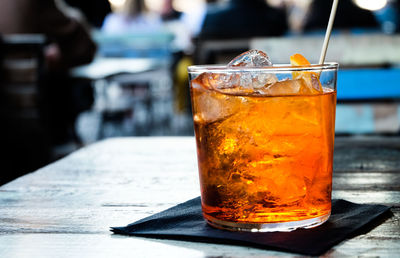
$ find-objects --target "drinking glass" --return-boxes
[189,63,338,232]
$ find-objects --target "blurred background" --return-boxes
[1,0,400,185]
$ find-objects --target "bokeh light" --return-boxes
[108,0,127,9]
[353,0,387,11]
[144,0,164,13]
[173,0,205,13]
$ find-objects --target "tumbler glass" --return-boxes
[189,63,338,232]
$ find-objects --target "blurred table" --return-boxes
[70,57,175,138]
[0,137,399,257]
[70,57,168,80]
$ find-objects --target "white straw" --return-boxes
[319,0,339,64]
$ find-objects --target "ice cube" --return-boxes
[192,71,252,94]
[192,50,277,94]
[228,50,272,67]
[258,78,320,96]
[212,72,277,90]
[193,71,240,90]
[228,50,277,88]
[293,72,323,94]
[252,72,278,89]
[308,73,323,93]
[192,86,243,124]
[258,79,301,95]
[237,72,252,89]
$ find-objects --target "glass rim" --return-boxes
[188,62,339,73]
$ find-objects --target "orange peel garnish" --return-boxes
[290,53,322,93]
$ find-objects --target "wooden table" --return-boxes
[1,137,399,257]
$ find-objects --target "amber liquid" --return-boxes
[191,81,336,225]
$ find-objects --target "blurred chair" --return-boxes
[72,32,178,138]
[71,56,175,138]
[198,0,288,40]
[0,34,51,185]
[304,0,379,32]
[94,31,174,59]
[193,0,287,65]
[193,38,250,64]
[96,70,172,137]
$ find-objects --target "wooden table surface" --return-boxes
[1,137,399,257]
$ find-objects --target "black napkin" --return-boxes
[111,197,391,256]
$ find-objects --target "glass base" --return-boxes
[205,213,331,232]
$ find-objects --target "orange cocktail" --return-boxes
[189,51,338,232]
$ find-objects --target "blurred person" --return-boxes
[65,0,112,28]
[181,0,220,39]
[157,0,197,52]
[303,0,379,31]
[198,0,288,39]
[0,0,96,140]
[0,0,96,71]
[283,0,311,33]
[160,0,182,22]
[102,0,162,34]
[0,0,96,184]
